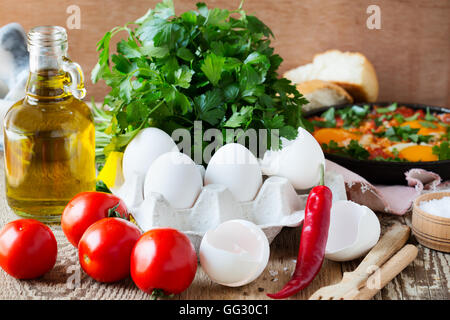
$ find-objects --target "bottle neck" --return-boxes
[24,26,86,101]
[26,52,70,100]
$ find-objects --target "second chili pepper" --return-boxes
[267,164,332,299]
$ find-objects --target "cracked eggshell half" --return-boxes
[325,200,381,262]
[144,152,203,209]
[199,219,270,287]
[205,143,262,202]
[260,127,325,190]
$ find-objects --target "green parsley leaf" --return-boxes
[96,180,112,193]
[432,141,450,160]
[376,103,397,114]
[322,139,370,160]
[224,106,254,128]
[173,65,194,89]
[337,105,370,128]
[319,108,336,127]
[194,89,225,126]
[425,108,438,121]
[201,53,226,86]
[279,125,298,140]
[404,113,420,121]
[377,125,433,143]
[176,47,195,61]
[419,121,437,129]
[393,113,405,124]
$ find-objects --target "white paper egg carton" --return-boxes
[131,171,347,252]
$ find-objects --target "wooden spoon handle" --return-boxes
[353,244,418,300]
[349,224,410,281]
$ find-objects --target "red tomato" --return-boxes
[368,147,391,160]
[78,218,141,283]
[61,192,128,247]
[396,106,424,118]
[0,219,57,279]
[131,228,197,295]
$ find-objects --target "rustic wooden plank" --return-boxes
[373,215,404,300]
[429,250,450,300]
[395,215,430,300]
[434,252,450,300]
[422,248,447,300]
[0,0,449,106]
[380,272,404,300]
[409,256,432,300]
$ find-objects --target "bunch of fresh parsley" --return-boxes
[91,0,310,163]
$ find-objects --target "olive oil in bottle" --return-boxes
[3,26,96,222]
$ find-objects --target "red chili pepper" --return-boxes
[267,165,332,299]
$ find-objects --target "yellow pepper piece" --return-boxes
[97,151,124,190]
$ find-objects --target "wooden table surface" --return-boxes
[0,153,448,300]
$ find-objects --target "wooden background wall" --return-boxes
[0,0,449,106]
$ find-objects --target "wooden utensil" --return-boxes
[354,244,418,299]
[309,223,410,300]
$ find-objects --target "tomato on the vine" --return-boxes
[78,217,141,283]
[61,192,128,247]
[0,219,57,279]
[131,228,197,296]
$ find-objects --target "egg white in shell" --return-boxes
[199,219,270,287]
[325,200,380,261]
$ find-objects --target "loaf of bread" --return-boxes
[296,80,353,112]
[285,50,379,102]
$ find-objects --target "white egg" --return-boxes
[144,152,203,209]
[386,142,432,153]
[199,219,270,287]
[260,127,325,190]
[325,200,381,262]
[205,143,262,202]
[122,127,178,181]
[386,142,416,153]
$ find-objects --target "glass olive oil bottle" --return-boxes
[3,26,95,222]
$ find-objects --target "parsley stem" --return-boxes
[170,114,194,125]
[140,100,165,128]
[127,68,164,87]
[123,99,166,147]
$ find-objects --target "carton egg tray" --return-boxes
[131,172,347,252]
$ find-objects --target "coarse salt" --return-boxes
[420,197,450,219]
[269,270,278,277]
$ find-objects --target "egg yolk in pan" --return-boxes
[400,120,446,136]
[397,145,438,162]
[313,128,360,145]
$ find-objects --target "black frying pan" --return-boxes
[305,102,450,185]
